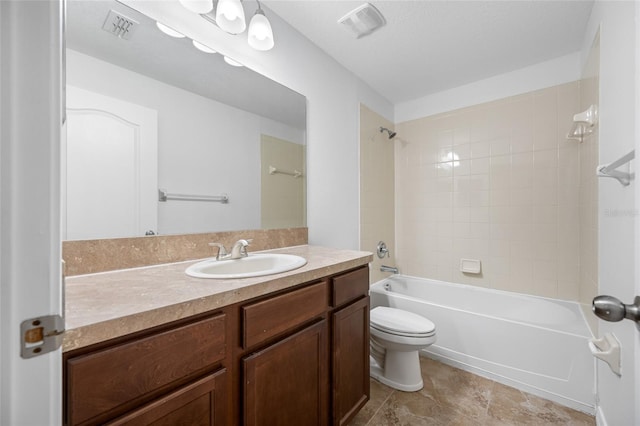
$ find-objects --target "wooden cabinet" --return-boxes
[243,321,328,426]
[332,297,370,426]
[64,266,369,426]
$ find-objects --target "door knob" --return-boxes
[592,295,640,323]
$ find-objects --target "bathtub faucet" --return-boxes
[380,265,398,274]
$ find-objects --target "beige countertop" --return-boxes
[64,245,372,352]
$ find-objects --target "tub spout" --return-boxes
[380,265,398,274]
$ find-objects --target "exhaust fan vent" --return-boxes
[102,10,139,40]
[338,3,386,39]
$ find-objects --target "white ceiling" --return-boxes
[264,0,594,104]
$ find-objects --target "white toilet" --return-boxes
[369,306,436,392]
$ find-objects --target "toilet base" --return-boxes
[369,352,424,392]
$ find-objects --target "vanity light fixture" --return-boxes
[248,3,274,51]
[183,0,275,51]
[215,0,247,34]
[156,21,186,38]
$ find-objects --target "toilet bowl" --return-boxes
[369,306,436,392]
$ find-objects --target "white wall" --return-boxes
[67,49,304,235]
[121,0,394,249]
[580,1,637,425]
[395,53,581,123]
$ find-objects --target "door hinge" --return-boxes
[20,315,65,359]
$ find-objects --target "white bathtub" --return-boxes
[370,275,595,414]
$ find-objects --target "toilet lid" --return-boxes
[370,306,435,337]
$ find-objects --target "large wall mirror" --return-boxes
[64,0,307,241]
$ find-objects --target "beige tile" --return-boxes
[533,205,558,224]
[469,157,490,175]
[511,241,534,260]
[510,188,534,207]
[350,379,394,426]
[454,159,471,176]
[491,206,512,224]
[487,382,595,426]
[453,128,471,146]
[534,148,559,169]
[510,167,534,189]
[470,141,490,159]
[453,222,471,239]
[453,191,470,208]
[468,173,490,191]
[532,241,558,262]
[469,206,490,223]
[468,222,490,239]
[418,358,493,421]
[393,81,584,302]
[557,280,580,301]
[454,143,471,160]
[367,397,433,426]
[489,256,510,276]
[490,189,510,206]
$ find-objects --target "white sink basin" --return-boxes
[185,253,307,279]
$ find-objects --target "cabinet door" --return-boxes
[106,369,226,426]
[243,320,328,426]
[332,297,370,426]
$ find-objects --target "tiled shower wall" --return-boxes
[395,82,583,300]
[360,104,396,284]
[579,35,599,307]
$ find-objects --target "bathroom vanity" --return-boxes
[62,245,371,426]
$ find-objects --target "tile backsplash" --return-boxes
[63,227,308,276]
[395,82,583,300]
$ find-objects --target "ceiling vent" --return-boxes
[338,3,386,39]
[102,10,139,40]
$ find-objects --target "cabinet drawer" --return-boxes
[331,267,369,308]
[66,313,226,425]
[243,281,328,349]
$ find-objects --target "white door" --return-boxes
[64,86,158,240]
[0,1,63,424]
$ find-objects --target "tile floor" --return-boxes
[350,357,595,425]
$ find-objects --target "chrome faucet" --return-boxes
[208,243,229,260]
[380,265,398,274]
[230,239,251,259]
[209,239,252,261]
